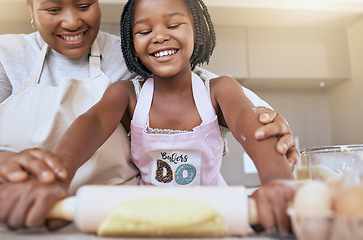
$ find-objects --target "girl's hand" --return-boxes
[250,180,300,236]
[0,148,67,184]
[0,176,69,230]
[255,108,299,171]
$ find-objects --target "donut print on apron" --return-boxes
[0,40,139,195]
[131,72,227,186]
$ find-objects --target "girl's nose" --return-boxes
[152,29,170,43]
[60,9,82,30]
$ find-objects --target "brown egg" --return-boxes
[293,181,333,218]
[335,184,363,221]
[325,177,342,210]
[326,177,342,193]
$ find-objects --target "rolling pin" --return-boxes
[47,185,259,237]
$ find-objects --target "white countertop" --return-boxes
[0,223,296,240]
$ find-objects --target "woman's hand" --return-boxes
[250,180,300,236]
[0,148,67,183]
[255,108,299,171]
[0,176,70,230]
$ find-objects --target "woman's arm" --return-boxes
[211,76,294,183]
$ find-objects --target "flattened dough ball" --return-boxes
[97,197,228,238]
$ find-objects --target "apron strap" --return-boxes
[27,40,102,84]
[132,78,154,126]
[89,39,102,79]
[27,44,48,84]
[191,72,216,122]
[132,73,216,126]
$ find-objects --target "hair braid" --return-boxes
[120,0,152,79]
[185,0,215,69]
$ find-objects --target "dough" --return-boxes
[97,197,228,238]
[309,164,342,180]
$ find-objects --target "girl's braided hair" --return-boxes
[120,0,216,79]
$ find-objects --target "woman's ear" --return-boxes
[27,0,35,20]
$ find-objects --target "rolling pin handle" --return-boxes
[47,196,76,222]
[248,197,259,226]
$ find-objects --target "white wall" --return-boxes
[327,19,363,145]
[251,90,333,149]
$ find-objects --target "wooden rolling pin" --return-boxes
[47,185,259,237]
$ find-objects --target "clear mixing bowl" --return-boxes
[301,144,363,181]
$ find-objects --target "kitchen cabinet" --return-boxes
[203,26,351,90]
[245,27,350,90]
[202,27,248,80]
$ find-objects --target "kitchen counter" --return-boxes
[0,224,296,240]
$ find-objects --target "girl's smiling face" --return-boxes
[28,0,101,58]
[132,0,195,78]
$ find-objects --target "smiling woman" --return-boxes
[27,0,101,58]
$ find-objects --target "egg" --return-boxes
[293,181,333,218]
[335,184,363,221]
[326,177,342,193]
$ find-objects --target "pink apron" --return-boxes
[131,72,227,186]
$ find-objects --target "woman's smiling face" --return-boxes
[28,0,101,58]
[132,0,195,78]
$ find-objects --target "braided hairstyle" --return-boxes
[120,0,216,79]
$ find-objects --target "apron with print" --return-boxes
[131,72,227,186]
[0,41,139,195]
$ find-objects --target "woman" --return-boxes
[0,0,297,231]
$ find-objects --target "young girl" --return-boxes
[53,0,294,187]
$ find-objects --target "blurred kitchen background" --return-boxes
[1,0,363,186]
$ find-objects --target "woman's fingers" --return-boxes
[0,178,69,229]
[255,108,299,171]
[255,113,291,140]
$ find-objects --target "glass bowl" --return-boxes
[300,144,363,181]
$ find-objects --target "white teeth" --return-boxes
[154,50,176,58]
[61,33,83,42]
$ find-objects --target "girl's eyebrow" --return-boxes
[40,0,86,5]
[40,0,61,5]
[134,12,185,26]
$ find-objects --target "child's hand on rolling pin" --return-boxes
[0,148,67,184]
[250,180,301,236]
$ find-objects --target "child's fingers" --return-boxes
[3,148,68,183]
[29,149,68,181]
[251,189,277,231]
[12,151,56,183]
[272,198,292,235]
[0,161,28,182]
